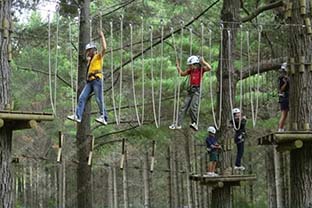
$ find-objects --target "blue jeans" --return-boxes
[76,79,107,120]
[235,142,244,166]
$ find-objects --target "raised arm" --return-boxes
[200,57,212,72]
[99,31,107,57]
[176,59,189,76]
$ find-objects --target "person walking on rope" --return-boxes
[67,31,108,125]
[278,63,289,132]
[230,108,247,170]
[169,55,211,131]
[205,126,222,176]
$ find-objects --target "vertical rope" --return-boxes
[228,29,241,130]
[170,27,178,125]
[141,16,145,124]
[158,19,164,126]
[69,23,75,115]
[118,15,123,124]
[196,22,204,126]
[189,27,193,55]
[175,21,184,126]
[247,31,255,126]
[54,7,60,115]
[130,23,141,125]
[48,13,55,114]
[149,26,159,128]
[110,21,119,124]
[208,27,219,128]
[99,13,105,119]
[90,19,92,42]
[253,25,262,127]
[75,11,80,112]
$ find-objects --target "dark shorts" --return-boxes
[209,151,219,161]
[279,100,289,111]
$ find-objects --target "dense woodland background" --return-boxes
[1,0,297,207]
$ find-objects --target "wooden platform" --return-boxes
[190,174,256,188]
[257,131,312,152]
[0,110,54,130]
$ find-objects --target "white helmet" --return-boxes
[280,62,287,72]
[187,55,200,65]
[207,126,216,134]
[85,42,97,51]
[232,108,241,114]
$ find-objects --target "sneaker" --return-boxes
[278,128,285,132]
[169,124,182,130]
[67,114,81,123]
[234,166,245,171]
[212,172,219,177]
[95,116,107,125]
[190,122,198,131]
[205,172,214,177]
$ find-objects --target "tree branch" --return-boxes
[241,0,284,23]
[240,57,286,80]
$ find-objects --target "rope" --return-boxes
[110,21,119,124]
[90,19,92,42]
[141,16,145,124]
[189,27,192,55]
[170,27,179,125]
[54,8,59,115]
[227,29,242,130]
[75,11,80,113]
[196,22,204,126]
[246,31,255,126]
[118,15,123,124]
[149,26,159,128]
[253,26,262,127]
[99,13,105,119]
[158,20,164,126]
[130,23,141,125]
[210,25,223,130]
[175,21,184,126]
[48,13,55,114]
[69,23,75,115]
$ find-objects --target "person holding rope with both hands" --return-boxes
[67,31,108,125]
[169,55,211,131]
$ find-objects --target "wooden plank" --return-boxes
[190,174,256,183]
[88,136,95,166]
[274,132,312,143]
[0,112,54,121]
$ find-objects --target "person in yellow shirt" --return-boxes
[67,31,108,125]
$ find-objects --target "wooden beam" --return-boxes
[276,140,303,152]
[150,140,156,172]
[57,131,64,163]
[0,111,54,121]
[120,138,125,169]
[29,120,38,129]
[88,136,95,166]
[274,132,312,143]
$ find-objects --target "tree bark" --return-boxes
[0,0,13,207]
[76,0,93,207]
[212,0,241,207]
[287,0,312,207]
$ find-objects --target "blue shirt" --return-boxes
[206,135,218,151]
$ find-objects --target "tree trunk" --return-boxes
[273,147,282,208]
[0,0,13,207]
[113,166,118,208]
[167,146,173,208]
[266,147,277,208]
[123,151,128,208]
[76,0,93,207]
[108,167,113,208]
[288,0,312,207]
[143,151,150,208]
[212,0,240,206]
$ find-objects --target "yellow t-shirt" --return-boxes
[87,53,103,80]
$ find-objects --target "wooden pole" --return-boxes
[150,140,156,172]
[87,136,95,166]
[120,138,125,169]
[57,131,63,163]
